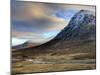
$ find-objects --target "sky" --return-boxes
[11,0,95,46]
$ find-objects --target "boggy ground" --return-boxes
[12,41,96,74]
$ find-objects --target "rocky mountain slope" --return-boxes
[30,10,96,49]
[12,10,96,50]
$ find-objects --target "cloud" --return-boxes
[12,1,95,21]
[12,30,44,38]
[12,2,54,21]
[11,1,95,44]
[12,30,58,44]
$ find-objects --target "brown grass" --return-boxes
[12,63,95,74]
[12,41,96,74]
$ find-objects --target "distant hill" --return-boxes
[12,41,38,50]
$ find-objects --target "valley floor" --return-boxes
[12,41,96,74]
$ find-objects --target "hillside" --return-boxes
[12,10,96,74]
[14,10,96,51]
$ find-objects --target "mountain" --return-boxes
[12,41,38,50]
[55,10,95,40]
[12,41,29,49]
[12,10,96,74]
[13,10,96,50]
[54,10,96,41]
[30,10,96,49]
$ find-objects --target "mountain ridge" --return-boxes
[12,10,96,51]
